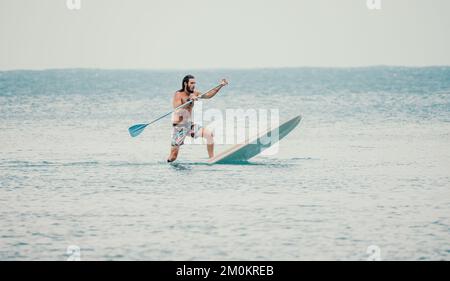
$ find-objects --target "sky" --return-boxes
[0,0,449,70]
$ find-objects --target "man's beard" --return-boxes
[187,87,194,93]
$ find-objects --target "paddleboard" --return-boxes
[208,115,302,164]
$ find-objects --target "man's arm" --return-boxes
[198,79,228,99]
[173,92,183,108]
[172,92,185,123]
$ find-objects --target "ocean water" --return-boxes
[0,67,449,260]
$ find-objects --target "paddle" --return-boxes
[128,84,223,137]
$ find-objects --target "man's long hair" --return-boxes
[179,74,195,92]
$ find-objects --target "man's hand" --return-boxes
[220,78,229,86]
[188,93,199,102]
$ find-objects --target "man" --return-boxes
[167,75,228,162]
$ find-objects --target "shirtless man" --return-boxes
[167,75,228,162]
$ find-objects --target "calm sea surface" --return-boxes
[0,67,449,260]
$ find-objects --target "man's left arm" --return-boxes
[199,79,228,99]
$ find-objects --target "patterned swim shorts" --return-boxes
[171,122,202,147]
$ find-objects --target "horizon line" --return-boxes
[1,64,450,73]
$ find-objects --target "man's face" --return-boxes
[186,79,196,93]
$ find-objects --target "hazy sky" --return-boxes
[1,0,449,70]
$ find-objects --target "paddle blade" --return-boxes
[128,123,149,137]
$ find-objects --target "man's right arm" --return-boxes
[173,92,183,108]
[172,92,183,124]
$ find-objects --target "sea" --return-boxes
[0,67,449,260]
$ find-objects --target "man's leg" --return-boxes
[169,124,187,162]
[167,146,179,162]
[200,128,214,158]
